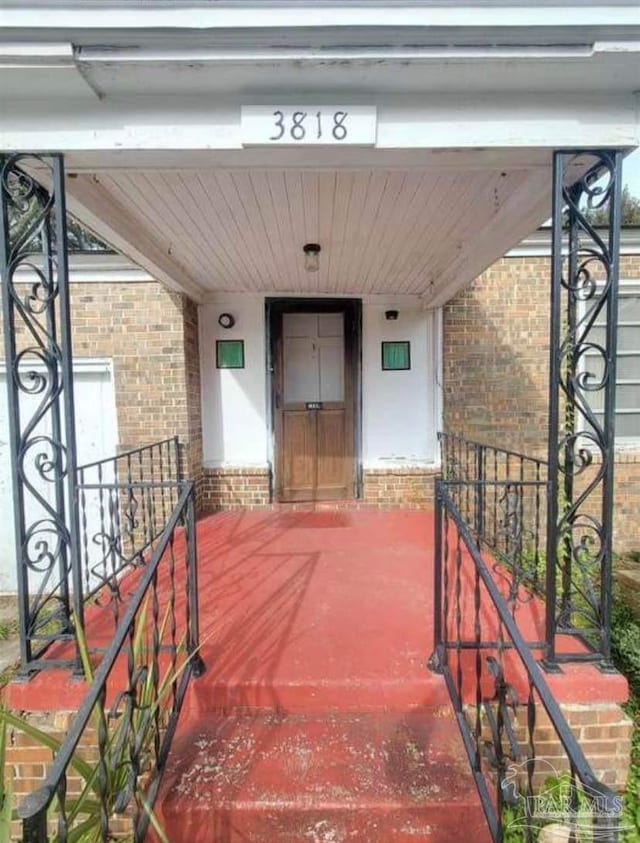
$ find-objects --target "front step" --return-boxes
[156,710,489,843]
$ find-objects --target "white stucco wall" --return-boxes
[362,305,440,468]
[199,295,441,469]
[199,296,268,467]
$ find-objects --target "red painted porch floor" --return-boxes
[7,508,628,842]
[154,509,490,842]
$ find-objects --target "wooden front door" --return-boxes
[272,304,357,502]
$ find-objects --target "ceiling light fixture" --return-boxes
[303,243,321,273]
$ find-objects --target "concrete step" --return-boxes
[183,673,451,715]
[155,709,489,843]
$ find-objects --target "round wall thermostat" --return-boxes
[218,312,235,329]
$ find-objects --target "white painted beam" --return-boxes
[2,3,640,32]
[1,94,637,155]
[0,42,74,64]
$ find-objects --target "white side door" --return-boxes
[0,359,118,593]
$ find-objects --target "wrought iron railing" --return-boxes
[439,426,621,665]
[438,432,548,599]
[15,438,183,672]
[77,438,182,625]
[430,481,623,843]
[18,481,205,843]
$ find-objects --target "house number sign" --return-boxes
[241,106,377,146]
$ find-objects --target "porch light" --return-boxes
[303,243,321,272]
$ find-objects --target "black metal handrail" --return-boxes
[18,481,204,843]
[430,480,622,842]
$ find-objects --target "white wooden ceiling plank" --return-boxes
[396,172,476,294]
[341,170,384,292]
[284,170,309,292]
[421,170,537,296]
[231,170,282,290]
[160,172,236,288]
[402,169,519,293]
[326,170,354,295]
[383,172,458,294]
[212,170,272,291]
[349,168,391,293]
[401,169,506,293]
[301,171,320,246]
[298,171,320,293]
[265,170,305,292]
[103,173,211,284]
[110,172,213,284]
[126,171,219,281]
[358,170,408,294]
[84,164,551,300]
[226,169,279,289]
[251,170,291,292]
[172,171,244,286]
[366,171,428,293]
[196,170,263,291]
[425,172,551,305]
[317,171,336,294]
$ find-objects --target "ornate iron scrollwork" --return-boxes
[0,154,82,670]
[547,149,623,664]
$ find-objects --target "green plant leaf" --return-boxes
[73,618,94,684]
[54,812,101,843]
[0,747,13,843]
[140,793,171,843]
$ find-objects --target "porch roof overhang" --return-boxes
[57,159,560,306]
[1,2,638,305]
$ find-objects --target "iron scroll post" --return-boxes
[0,153,83,672]
[545,149,623,668]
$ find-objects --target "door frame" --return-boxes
[265,297,363,502]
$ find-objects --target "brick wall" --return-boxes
[0,278,204,506]
[197,466,439,511]
[201,466,271,510]
[5,711,133,840]
[476,702,633,792]
[558,703,634,790]
[443,255,551,457]
[362,467,438,508]
[443,254,640,553]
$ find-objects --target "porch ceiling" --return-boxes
[66,162,554,305]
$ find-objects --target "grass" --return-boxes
[0,620,18,642]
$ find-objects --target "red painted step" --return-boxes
[155,709,490,843]
[149,511,489,841]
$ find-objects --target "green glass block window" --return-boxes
[216,339,245,369]
[381,341,410,371]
